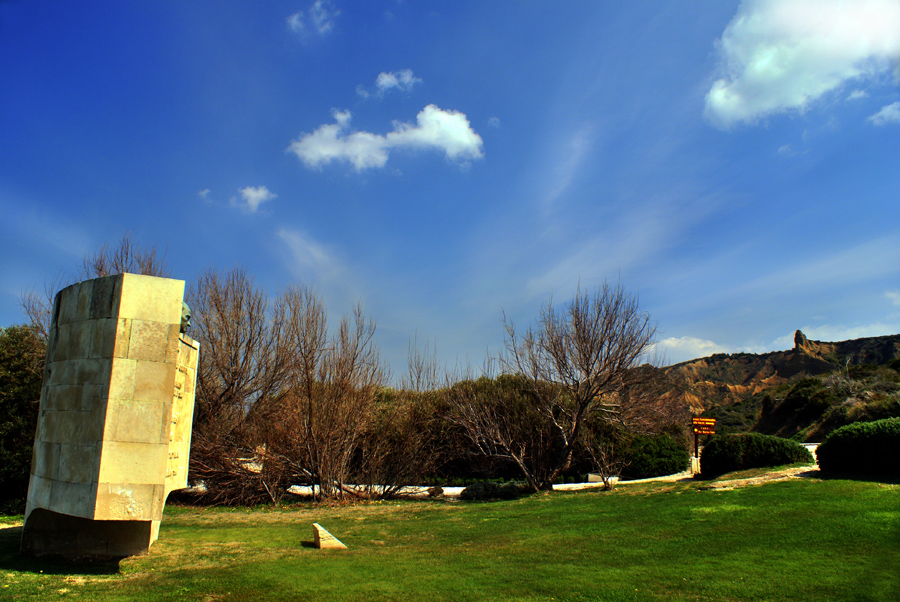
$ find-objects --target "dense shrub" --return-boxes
[459,481,523,501]
[0,325,44,514]
[816,417,900,476]
[700,433,813,477]
[621,434,689,480]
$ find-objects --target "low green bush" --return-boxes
[700,433,813,477]
[816,416,900,475]
[621,434,690,479]
[459,481,524,501]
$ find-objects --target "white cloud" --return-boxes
[376,69,421,95]
[887,290,900,305]
[488,117,501,128]
[287,105,484,171]
[847,89,869,100]
[777,143,807,156]
[288,1,339,38]
[231,186,276,213]
[652,336,732,365]
[705,0,900,129]
[868,101,900,125]
[357,69,422,99]
[198,188,211,201]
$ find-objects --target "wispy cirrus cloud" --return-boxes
[277,228,365,310]
[705,0,900,129]
[868,101,900,125]
[287,105,484,171]
[735,234,900,298]
[288,0,340,39]
[278,228,339,278]
[357,69,422,98]
[231,186,276,213]
[539,124,593,212]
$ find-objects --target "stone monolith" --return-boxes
[21,273,199,557]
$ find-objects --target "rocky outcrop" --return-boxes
[793,329,900,366]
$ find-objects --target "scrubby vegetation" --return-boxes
[699,362,900,442]
[700,432,813,478]
[816,416,900,475]
[620,432,690,479]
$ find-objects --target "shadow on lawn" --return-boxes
[0,525,121,575]
[692,466,898,486]
[813,470,899,484]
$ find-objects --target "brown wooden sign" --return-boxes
[692,418,716,459]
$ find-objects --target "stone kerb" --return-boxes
[22,273,199,557]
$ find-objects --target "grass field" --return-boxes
[1,472,897,601]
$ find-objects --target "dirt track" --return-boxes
[694,465,821,490]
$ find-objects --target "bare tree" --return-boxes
[402,334,441,393]
[21,272,68,343]
[450,282,657,491]
[188,267,288,437]
[186,279,389,504]
[185,267,294,504]
[580,421,629,490]
[82,231,169,279]
[260,287,385,500]
[615,365,690,434]
[21,232,169,341]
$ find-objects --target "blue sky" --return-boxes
[2,1,899,376]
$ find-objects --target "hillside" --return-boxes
[663,330,900,414]
[657,330,900,441]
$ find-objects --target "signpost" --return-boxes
[691,417,716,472]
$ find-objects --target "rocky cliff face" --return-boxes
[663,330,900,414]
[793,329,900,365]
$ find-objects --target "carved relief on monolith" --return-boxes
[21,273,199,557]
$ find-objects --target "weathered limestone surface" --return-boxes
[22,274,199,557]
[313,523,347,549]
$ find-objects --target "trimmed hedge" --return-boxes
[622,434,690,480]
[816,417,900,476]
[700,433,813,478]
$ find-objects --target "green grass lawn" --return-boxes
[1,475,897,601]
